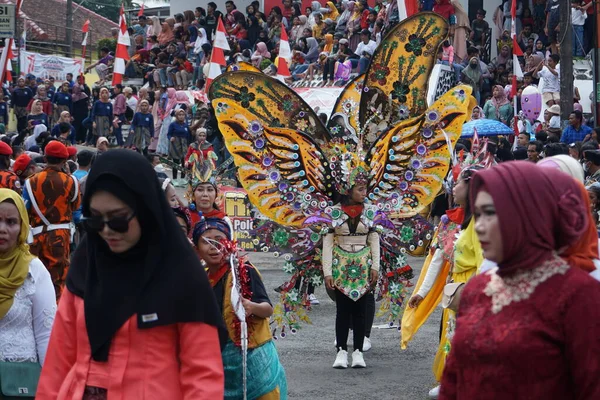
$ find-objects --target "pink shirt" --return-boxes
[37,290,224,400]
[113,94,127,116]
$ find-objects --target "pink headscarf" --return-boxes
[175,90,190,105]
[253,42,271,58]
[470,162,588,276]
[162,88,177,119]
[491,85,510,119]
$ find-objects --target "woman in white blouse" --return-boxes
[0,188,56,366]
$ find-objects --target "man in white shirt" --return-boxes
[354,29,377,74]
[534,54,560,106]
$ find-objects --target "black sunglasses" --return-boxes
[82,213,136,233]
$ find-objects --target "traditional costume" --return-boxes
[126,102,154,152]
[22,141,81,299]
[209,13,475,337]
[193,218,287,399]
[0,142,20,192]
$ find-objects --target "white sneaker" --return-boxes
[333,348,348,369]
[351,349,366,368]
[428,385,440,398]
[308,294,320,305]
[362,337,371,352]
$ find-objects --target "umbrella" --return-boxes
[461,119,514,138]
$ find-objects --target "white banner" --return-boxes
[19,51,82,81]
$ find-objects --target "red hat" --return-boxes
[12,154,33,176]
[0,141,12,156]
[67,146,77,157]
[45,141,69,159]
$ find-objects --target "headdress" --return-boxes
[209,12,474,333]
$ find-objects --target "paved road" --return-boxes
[246,252,441,400]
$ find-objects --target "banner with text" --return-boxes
[220,186,256,252]
[19,51,83,81]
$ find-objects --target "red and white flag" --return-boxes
[279,22,291,61]
[138,3,145,17]
[276,57,291,83]
[510,0,523,133]
[112,5,130,85]
[206,18,230,90]
[81,20,90,76]
[397,0,419,21]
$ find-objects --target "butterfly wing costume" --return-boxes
[209,13,475,335]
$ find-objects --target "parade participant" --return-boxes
[12,77,34,133]
[402,145,490,397]
[90,88,113,146]
[173,206,192,237]
[55,122,74,146]
[156,88,177,156]
[159,177,180,208]
[51,111,76,144]
[185,127,215,167]
[27,86,53,122]
[52,82,73,123]
[439,162,600,399]
[12,154,37,186]
[323,180,379,369]
[194,216,287,399]
[126,99,154,153]
[72,76,91,144]
[209,13,472,348]
[22,141,81,299]
[37,150,225,399]
[168,108,191,180]
[0,94,9,126]
[0,190,56,391]
[27,99,49,129]
[0,142,20,192]
[111,84,127,147]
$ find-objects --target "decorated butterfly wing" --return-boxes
[210,74,336,228]
[326,74,365,142]
[361,12,449,145]
[365,85,473,218]
[209,71,331,144]
[226,61,262,73]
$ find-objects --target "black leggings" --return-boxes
[364,291,375,338]
[335,290,367,352]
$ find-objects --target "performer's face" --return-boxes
[197,229,228,267]
[349,183,367,204]
[194,184,217,212]
[0,201,21,254]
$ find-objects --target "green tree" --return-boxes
[74,0,135,21]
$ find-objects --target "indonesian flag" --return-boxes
[112,5,130,86]
[276,57,291,82]
[81,20,90,46]
[398,0,419,21]
[206,18,230,90]
[0,41,12,84]
[511,0,523,133]
[279,22,291,61]
[138,3,145,17]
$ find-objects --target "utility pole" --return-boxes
[559,0,573,124]
[66,0,73,57]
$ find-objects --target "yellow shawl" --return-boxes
[0,189,33,319]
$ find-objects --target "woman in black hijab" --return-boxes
[37,149,225,399]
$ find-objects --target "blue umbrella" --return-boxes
[461,119,514,138]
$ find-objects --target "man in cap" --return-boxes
[584,149,600,186]
[22,140,81,299]
[354,29,377,74]
[0,141,20,192]
[12,153,37,186]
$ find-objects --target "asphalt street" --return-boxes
[246,252,440,400]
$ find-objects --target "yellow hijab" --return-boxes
[325,2,340,20]
[0,189,33,319]
[324,34,334,53]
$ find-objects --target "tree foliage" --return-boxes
[73,0,134,22]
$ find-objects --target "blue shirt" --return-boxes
[0,102,8,124]
[130,112,154,131]
[11,87,34,108]
[53,92,73,112]
[90,100,113,119]
[560,124,593,144]
[167,121,191,140]
[73,170,88,181]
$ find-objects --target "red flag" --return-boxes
[138,3,145,17]
[82,19,90,33]
[213,18,231,51]
[113,5,130,85]
[277,57,291,78]
[279,22,291,60]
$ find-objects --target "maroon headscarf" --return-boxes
[470,161,588,276]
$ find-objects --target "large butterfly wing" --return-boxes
[210,98,334,228]
[361,12,449,140]
[209,71,331,144]
[326,74,365,142]
[366,85,473,218]
[226,61,262,73]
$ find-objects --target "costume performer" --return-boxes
[126,99,154,153]
[194,217,287,399]
[23,141,81,299]
[401,140,493,397]
[209,12,475,354]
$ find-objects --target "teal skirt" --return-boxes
[222,339,287,400]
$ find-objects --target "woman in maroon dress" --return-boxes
[440,161,600,400]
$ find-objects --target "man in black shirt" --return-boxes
[204,2,222,43]
[471,9,489,47]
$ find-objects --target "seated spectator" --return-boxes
[51,111,76,144]
[251,42,271,68]
[561,110,592,144]
[354,29,376,74]
[470,9,489,47]
[85,47,114,85]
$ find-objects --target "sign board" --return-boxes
[0,4,15,39]
[19,51,83,81]
[221,187,256,251]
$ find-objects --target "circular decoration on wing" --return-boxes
[411,159,422,170]
[426,111,439,123]
[270,171,281,181]
[262,155,273,167]
[398,105,410,120]
[416,144,427,155]
[278,181,288,191]
[405,170,414,181]
[422,127,433,138]
[310,232,321,242]
[254,137,265,149]
[249,120,263,136]
[399,181,408,191]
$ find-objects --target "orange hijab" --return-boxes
[561,182,597,272]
